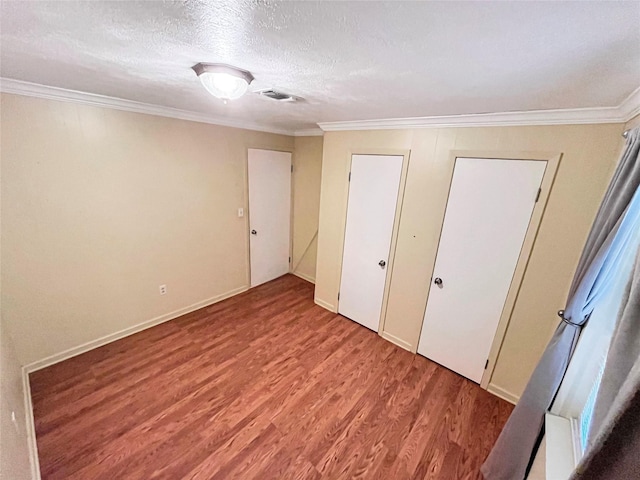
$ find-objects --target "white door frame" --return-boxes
[336,149,411,333]
[416,150,562,393]
[244,146,294,288]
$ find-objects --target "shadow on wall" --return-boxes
[292,135,324,284]
[1,322,33,479]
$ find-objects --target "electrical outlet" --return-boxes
[238,207,244,217]
[159,285,167,295]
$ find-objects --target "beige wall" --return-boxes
[1,93,294,366]
[292,136,323,283]
[1,145,34,478]
[315,124,625,399]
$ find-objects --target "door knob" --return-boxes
[434,277,443,287]
[251,229,257,235]
[378,260,386,268]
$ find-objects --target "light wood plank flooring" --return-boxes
[30,274,512,479]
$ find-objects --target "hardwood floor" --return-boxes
[30,274,513,479]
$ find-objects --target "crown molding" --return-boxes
[293,128,324,137]
[318,107,623,131]
[0,78,296,136]
[318,87,640,131]
[619,85,640,123]
[3,77,638,135]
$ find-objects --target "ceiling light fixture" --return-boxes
[192,63,254,101]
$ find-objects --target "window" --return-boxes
[578,362,604,452]
[544,194,640,479]
[552,228,639,452]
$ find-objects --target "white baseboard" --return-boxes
[292,271,315,284]
[314,297,337,313]
[22,367,41,480]
[487,383,520,405]
[24,285,249,373]
[379,331,414,352]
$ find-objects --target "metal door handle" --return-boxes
[434,277,443,287]
[251,229,257,235]
[378,260,386,268]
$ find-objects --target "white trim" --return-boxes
[319,87,640,131]
[318,108,621,131]
[570,417,583,465]
[314,297,337,313]
[379,331,413,352]
[292,271,316,284]
[3,77,638,135]
[545,412,578,480]
[293,128,324,137]
[24,285,248,373]
[619,86,640,122]
[0,78,294,136]
[22,367,41,480]
[487,383,519,405]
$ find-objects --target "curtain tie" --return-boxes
[558,309,581,327]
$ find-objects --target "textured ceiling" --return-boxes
[1,0,639,131]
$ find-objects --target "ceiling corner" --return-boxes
[293,128,324,137]
[619,86,640,122]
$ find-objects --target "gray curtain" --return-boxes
[569,249,640,479]
[481,127,640,480]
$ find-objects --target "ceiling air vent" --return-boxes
[256,89,298,102]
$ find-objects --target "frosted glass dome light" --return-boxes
[192,63,254,101]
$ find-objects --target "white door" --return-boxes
[418,157,546,383]
[339,154,404,331]
[248,149,292,287]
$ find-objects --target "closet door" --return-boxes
[248,149,292,287]
[338,154,403,331]
[418,157,546,382]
